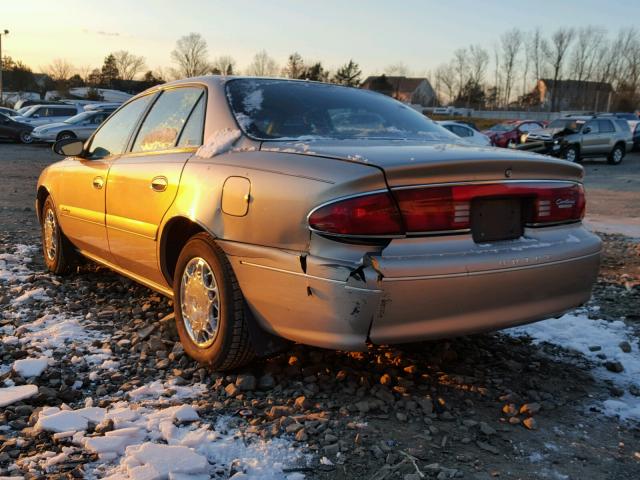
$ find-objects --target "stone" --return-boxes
[619,341,632,353]
[476,441,499,455]
[258,374,275,389]
[519,402,541,415]
[605,361,624,373]
[235,374,256,391]
[324,443,340,456]
[479,422,496,435]
[225,383,240,397]
[523,417,537,430]
[294,396,312,410]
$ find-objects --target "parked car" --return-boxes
[437,120,491,146]
[13,104,84,127]
[13,98,66,110]
[0,112,35,143]
[37,76,601,370]
[524,116,633,164]
[0,107,19,117]
[633,123,640,151]
[84,103,121,112]
[483,120,544,148]
[31,110,112,143]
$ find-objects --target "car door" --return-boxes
[77,112,108,140]
[596,119,616,154]
[580,120,600,155]
[105,86,206,286]
[56,94,155,263]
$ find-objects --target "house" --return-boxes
[534,79,614,112]
[361,75,436,107]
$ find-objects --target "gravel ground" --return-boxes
[1,143,639,479]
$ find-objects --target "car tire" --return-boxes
[57,131,76,142]
[563,145,580,163]
[19,131,33,144]
[173,232,255,371]
[41,196,78,275]
[607,144,625,165]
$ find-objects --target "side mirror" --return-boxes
[583,126,592,134]
[53,138,84,157]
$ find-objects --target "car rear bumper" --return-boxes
[219,224,601,350]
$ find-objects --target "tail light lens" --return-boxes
[309,182,584,237]
[308,192,403,236]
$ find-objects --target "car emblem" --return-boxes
[555,198,575,209]
[504,168,512,178]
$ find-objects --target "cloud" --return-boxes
[82,28,120,37]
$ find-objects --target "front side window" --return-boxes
[226,79,453,142]
[87,94,153,159]
[453,125,472,137]
[132,87,203,153]
[584,121,599,134]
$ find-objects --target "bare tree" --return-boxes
[112,50,146,80]
[44,58,74,81]
[246,50,279,76]
[528,28,548,82]
[170,33,210,78]
[210,55,236,75]
[492,43,502,108]
[435,63,456,104]
[452,48,468,100]
[468,45,489,85]
[501,29,523,106]
[544,28,575,111]
[77,65,93,83]
[384,62,410,76]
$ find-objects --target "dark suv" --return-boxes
[524,115,633,165]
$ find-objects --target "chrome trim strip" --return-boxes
[390,179,581,190]
[381,251,601,282]
[239,260,382,293]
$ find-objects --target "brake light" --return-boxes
[308,182,585,237]
[308,192,404,236]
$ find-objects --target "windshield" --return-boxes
[488,123,514,132]
[226,79,456,142]
[22,106,40,117]
[64,112,94,124]
[548,119,585,132]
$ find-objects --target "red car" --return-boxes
[483,120,544,148]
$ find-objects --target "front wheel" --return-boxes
[173,232,255,371]
[563,145,580,163]
[41,196,77,274]
[19,131,33,144]
[607,144,625,165]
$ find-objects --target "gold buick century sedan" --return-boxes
[37,76,602,370]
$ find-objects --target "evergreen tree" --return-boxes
[333,60,362,86]
[100,54,119,87]
[282,52,305,79]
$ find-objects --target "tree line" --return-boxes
[434,26,640,111]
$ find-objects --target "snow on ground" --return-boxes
[507,311,640,421]
[0,244,37,282]
[24,386,307,479]
[0,384,39,407]
[12,357,49,378]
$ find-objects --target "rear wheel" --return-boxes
[41,196,77,275]
[607,144,625,165]
[19,131,33,144]
[173,232,255,371]
[563,145,580,163]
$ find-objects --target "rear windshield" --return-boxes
[548,119,585,132]
[225,79,455,142]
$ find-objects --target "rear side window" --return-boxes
[614,119,630,132]
[584,121,599,134]
[597,119,614,133]
[132,87,203,153]
[87,95,154,159]
[452,125,472,137]
[57,108,77,116]
[177,94,205,147]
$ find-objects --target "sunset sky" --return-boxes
[2,0,637,76]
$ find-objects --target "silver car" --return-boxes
[37,76,601,370]
[31,111,112,143]
[13,104,84,127]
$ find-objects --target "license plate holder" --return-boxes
[471,198,523,243]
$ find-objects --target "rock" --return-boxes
[295,428,308,442]
[380,373,393,386]
[476,441,499,455]
[588,345,602,352]
[267,405,292,419]
[258,374,275,389]
[605,361,624,373]
[519,402,541,415]
[235,374,256,391]
[396,412,407,422]
[404,474,421,480]
[225,383,240,397]
[324,443,340,456]
[502,404,517,416]
[479,422,496,436]
[294,396,312,410]
[619,341,631,353]
[523,417,537,430]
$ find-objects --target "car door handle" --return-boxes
[92,176,104,189]
[150,176,168,192]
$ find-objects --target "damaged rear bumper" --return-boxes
[218,224,601,350]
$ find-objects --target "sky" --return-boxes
[1,0,638,77]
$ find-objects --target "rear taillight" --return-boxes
[308,182,584,237]
[308,192,404,236]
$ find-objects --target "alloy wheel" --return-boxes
[43,208,58,261]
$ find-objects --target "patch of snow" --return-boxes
[13,357,49,378]
[0,244,36,283]
[507,312,640,421]
[0,384,39,407]
[12,287,50,305]
[195,129,241,158]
